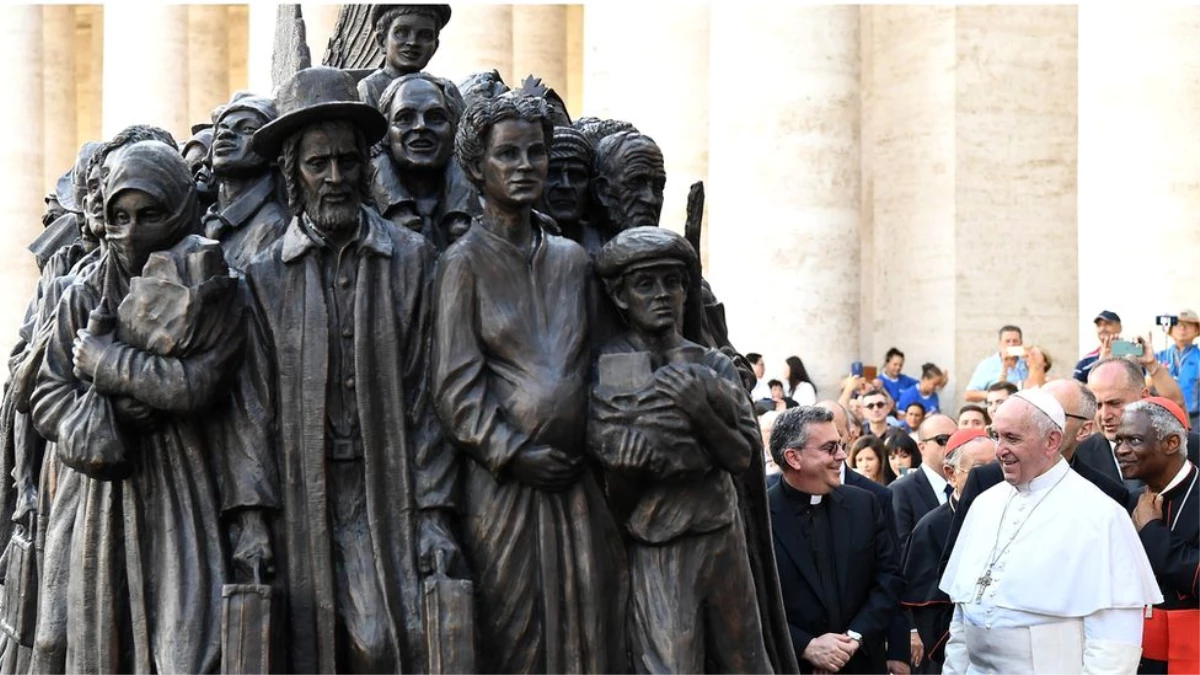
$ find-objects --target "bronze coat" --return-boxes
[244,208,452,673]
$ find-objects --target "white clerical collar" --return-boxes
[920,462,950,502]
[810,494,823,505]
[1163,460,1195,495]
[1018,457,1070,494]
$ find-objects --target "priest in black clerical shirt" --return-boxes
[768,406,903,674]
[1117,398,1199,675]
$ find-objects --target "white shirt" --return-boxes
[921,462,951,505]
[1162,459,1194,495]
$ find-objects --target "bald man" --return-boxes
[891,414,958,552]
[940,390,1161,673]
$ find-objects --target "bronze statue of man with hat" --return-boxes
[358,4,452,111]
[247,66,462,673]
[202,90,289,270]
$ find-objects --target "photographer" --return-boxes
[1155,309,1200,429]
[1096,330,1188,413]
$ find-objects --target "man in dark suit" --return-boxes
[940,378,1130,577]
[819,400,914,674]
[890,415,958,552]
[1078,357,1199,492]
[769,406,903,674]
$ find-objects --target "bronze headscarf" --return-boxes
[101,141,200,291]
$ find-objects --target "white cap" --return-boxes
[1012,388,1066,431]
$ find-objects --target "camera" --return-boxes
[1157,314,1179,329]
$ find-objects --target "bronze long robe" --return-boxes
[29,255,275,674]
[243,208,453,673]
[433,221,627,674]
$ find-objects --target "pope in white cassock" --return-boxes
[940,388,1162,674]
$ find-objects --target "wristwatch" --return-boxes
[847,630,863,643]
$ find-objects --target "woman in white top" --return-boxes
[784,355,817,406]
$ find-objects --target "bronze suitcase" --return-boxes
[221,583,276,674]
[0,523,38,646]
[424,551,475,674]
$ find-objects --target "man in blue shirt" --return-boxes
[878,347,918,406]
[964,325,1028,402]
[897,362,944,417]
[1157,309,1200,428]
[1074,310,1122,383]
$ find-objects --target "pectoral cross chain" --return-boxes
[974,568,994,603]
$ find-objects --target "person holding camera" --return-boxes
[1155,309,1200,430]
[963,325,1028,403]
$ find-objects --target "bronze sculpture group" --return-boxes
[0,4,799,674]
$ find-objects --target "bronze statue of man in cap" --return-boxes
[247,66,461,674]
[358,4,452,110]
[592,129,666,239]
[370,72,478,252]
[588,226,799,675]
[202,90,289,270]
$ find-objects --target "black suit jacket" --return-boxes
[771,481,903,675]
[844,468,910,663]
[1075,431,1200,494]
[889,468,940,552]
[938,456,1130,578]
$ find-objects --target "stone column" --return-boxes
[189,5,232,131]
[0,5,45,362]
[76,5,103,145]
[1078,6,1200,345]
[227,5,250,94]
[707,6,860,397]
[512,5,568,94]
[435,5,514,87]
[863,7,1077,410]
[302,3,343,67]
[43,5,78,192]
[583,5,709,248]
[565,5,584,119]
[103,4,190,140]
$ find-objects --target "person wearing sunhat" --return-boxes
[1156,309,1200,430]
[1116,396,1199,674]
[358,4,452,110]
[246,66,462,673]
[940,388,1161,674]
[201,90,289,270]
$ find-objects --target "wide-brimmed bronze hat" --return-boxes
[252,66,388,158]
[370,4,452,31]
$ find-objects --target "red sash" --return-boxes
[1143,608,1199,673]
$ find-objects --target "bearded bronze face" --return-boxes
[296,122,365,234]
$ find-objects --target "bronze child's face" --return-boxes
[384,13,439,74]
[616,264,686,336]
[212,110,269,174]
[298,123,363,233]
[387,79,454,172]
[479,118,548,209]
[541,156,590,225]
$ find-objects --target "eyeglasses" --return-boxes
[790,440,845,457]
[863,402,888,411]
[1064,413,1090,422]
[920,433,952,446]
